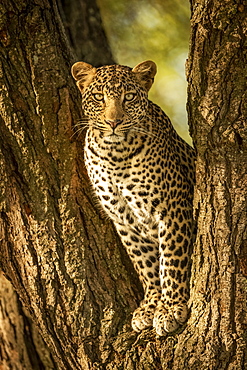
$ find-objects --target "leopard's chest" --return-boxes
[84,136,163,225]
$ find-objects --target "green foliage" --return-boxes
[97,0,192,144]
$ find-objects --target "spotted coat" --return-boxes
[71,60,195,335]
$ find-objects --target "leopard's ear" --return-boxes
[71,62,96,92]
[132,60,157,92]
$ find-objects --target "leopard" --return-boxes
[71,60,195,336]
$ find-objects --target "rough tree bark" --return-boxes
[169,1,247,369]
[0,1,141,369]
[0,0,247,369]
[57,0,114,65]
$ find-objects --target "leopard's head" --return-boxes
[71,60,156,141]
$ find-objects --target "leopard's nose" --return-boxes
[105,119,123,128]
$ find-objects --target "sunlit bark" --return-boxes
[0,0,246,369]
[171,1,247,368]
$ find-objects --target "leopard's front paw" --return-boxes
[153,301,188,336]
[131,302,156,332]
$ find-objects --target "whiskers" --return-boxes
[124,112,159,140]
[71,117,90,139]
[71,114,160,142]
[129,120,159,140]
[71,116,114,140]
[131,126,158,139]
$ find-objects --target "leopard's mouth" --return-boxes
[97,126,127,141]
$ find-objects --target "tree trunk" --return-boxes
[57,0,114,65]
[1,0,247,369]
[170,1,247,368]
[0,1,141,369]
[0,272,58,369]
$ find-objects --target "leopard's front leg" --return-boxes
[114,223,161,331]
[153,204,193,336]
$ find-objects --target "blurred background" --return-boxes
[97,0,191,144]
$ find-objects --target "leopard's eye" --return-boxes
[93,93,104,101]
[125,93,136,101]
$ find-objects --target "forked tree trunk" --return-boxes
[0,0,247,369]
